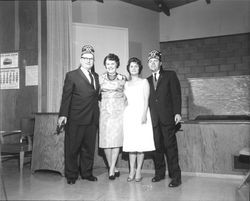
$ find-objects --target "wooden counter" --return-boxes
[31,113,250,176]
[31,113,106,176]
[120,121,250,175]
[177,122,250,175]
[31,113,64,176]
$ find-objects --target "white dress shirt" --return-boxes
[153,70,160,81]
[80,67,96,89]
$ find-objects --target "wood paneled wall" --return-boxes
[0,1,38,131]
[0,1,15,52]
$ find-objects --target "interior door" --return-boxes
[72,23,129,77]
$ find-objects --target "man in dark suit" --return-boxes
[147,50,182,187]
[58,45,100,184]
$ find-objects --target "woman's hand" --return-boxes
[124,96,128,106]
[141,113,147,124]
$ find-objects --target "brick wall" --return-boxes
[160,33,250,119]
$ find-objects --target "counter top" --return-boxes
[183,120,250,124]
[35,112,59,115]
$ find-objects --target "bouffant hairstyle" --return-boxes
[126,57,143,75]
[103,53,120,68]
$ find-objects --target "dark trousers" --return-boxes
[64,121,97,179]
[152,123,181,180]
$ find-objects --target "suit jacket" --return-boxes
[59,68,100,125]
[147,69,181,126]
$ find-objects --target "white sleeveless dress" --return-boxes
[123,79,155,152]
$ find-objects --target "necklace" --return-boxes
[107,73,117,81]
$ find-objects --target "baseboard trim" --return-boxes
[118,168,244,180]
[181,171,244,179]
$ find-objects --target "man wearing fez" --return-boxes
[147,50,182,187]
[58,45,100,184]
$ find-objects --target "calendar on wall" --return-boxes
[0,68,20,89]
[0,52,19,89]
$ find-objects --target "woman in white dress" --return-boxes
[123,57,155,182]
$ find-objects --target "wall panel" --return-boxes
[0,1,38,131]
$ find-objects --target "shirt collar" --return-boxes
[80,66,91,74]
[152,70,160,76]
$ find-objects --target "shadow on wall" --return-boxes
[187,80,213,120]
[187,75,250,120]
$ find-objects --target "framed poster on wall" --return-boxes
[0,52,18,69]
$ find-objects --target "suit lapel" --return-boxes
[149,72,162,91]
[78,68,100,91]
[148,75,154,88]
[148,76,157,94]
[77,67,100,92]
[77,68,90,84]
[156,71,163,90]
[93,73,100,91]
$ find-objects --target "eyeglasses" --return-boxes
[81,57,94,61]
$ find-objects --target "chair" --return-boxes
[0,149,7,201]
[238,147,250,189]
[0,118,35,173]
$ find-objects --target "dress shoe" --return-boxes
[127,176,135,182]
[135,177,143,182]
[151,175,165,182]
[114,171,120,177]
[168,178,181,187]
[127,171,135,182]
[66,178,76,185]
[109,175,116,180]
[81,175,98,182]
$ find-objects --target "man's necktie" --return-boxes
[154,73,157,82]
[88,71,95,88]
[153,73,158,89]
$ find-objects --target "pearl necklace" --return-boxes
[107,73,117,81]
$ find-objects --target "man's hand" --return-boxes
[58,116,67,127]
[174,114,182,125]
[56,116,67,135]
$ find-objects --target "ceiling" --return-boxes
[72,0,211,16]
[120,0,198,16]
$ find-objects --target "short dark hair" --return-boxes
[103,53,120,68]
[127,57,143,75]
